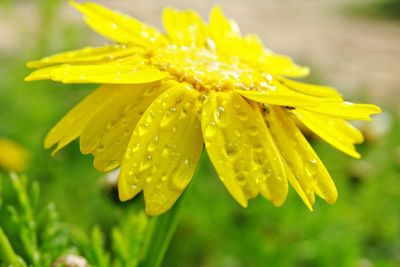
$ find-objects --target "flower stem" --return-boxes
[138,196,183,267]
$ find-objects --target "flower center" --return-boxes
[151,45,270,92]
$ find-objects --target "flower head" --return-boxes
[26,1,381,215]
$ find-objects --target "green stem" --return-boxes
[138,197,183,267]
[0,227,20,267]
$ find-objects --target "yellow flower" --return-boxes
[26,1,380,215]
[0,139,29,172]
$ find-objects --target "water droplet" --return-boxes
[162,143,173,157]
[107,119,117,129]
[124,104,135,114]
[238,111,248,121]
[130,184,138,190]
[248,125,258,136]
[137,122,149,136]
[161,174,168,182]
[253,142,263,151]
[236,173,247,186]
[225,142,238,157]
[121,118,129,126]
[139,155,153,171]
[175,95,184,104]
[171,159,192,190]
[305,159,318,176]
[232,100,241,109]
[160,107,177,127]
[97,144,105,152]
[131,143,141,153]
[148,135,159,152]
[144,86,157,97]
[253,150,265,165]
[204,121,217,140]
[262,165,271,177]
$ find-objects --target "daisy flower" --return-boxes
[26,1,381,215]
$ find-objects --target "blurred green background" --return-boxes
[0,0,399,266]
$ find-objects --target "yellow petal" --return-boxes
[264,106,314,209]
[80,82,169,172]
[302,102,381,121]
[209,6,240,39]
[25,64,169,84]
[70,0,168,46]
[162,8,207,47]
[26,45,144,69]
[258,54,310,78]
[201,91,288,207]
[267,106,338,204]
[291,109,362,158]
[45,84,120,152]
[235,84,335,108]
[118,83,203,215]
[277,76,342,98]
[208,7,309,78]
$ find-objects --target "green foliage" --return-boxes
[0,174,71,267]
[0,173,180,267]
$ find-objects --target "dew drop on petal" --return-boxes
[225,142,238,157]
[171,159,192,190]
[305,159,318,176]
[248,125,258,136]
[160,107,177,127]
[148,135,159,152]
[137,122,149,137]
[238,111,248,121]
[204,121,217,140]
[139,155,153,171]
[107,119,117,129]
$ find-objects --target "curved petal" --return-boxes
[70,0,168,46]
[80,81,172,172]
[162,8,207,47]
[235,84,336,108]
[291,109,362,158]
[266,106,338,204]
[208,7,309,78]
[26,45,145,69]
[45,84,120,153]
[277,76,342,98]
[118,83,203,215]
[302,102,381,121]
[258,54,310,78]
[201,91,288,207]
[25,64,169,84]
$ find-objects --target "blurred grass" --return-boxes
[1,1,399,266]
[347,0,400,21]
